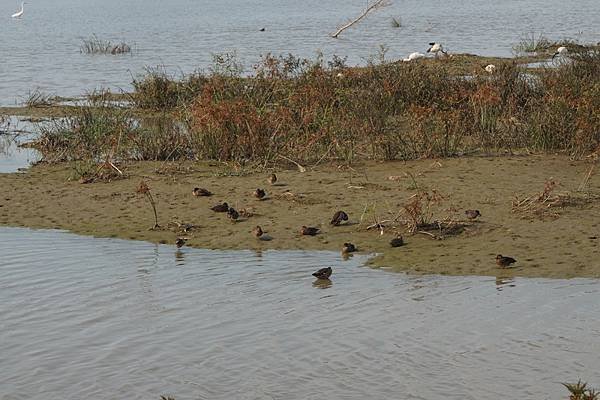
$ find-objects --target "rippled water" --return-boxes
[1,227,599,399]
[1,0,599,104]
[0,117,40,173]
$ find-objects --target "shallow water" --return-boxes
[1,227,599,399]
[0,117,40,173]
[1,0,599,104]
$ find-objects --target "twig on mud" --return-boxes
[278,154,306,172]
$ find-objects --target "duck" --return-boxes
[312,267,332,279]
[227,207,240,221]
[427,42,447,56]
[330,210,349,226]
[210,202,229,212]
[254,188,266,200]
[252,225,264,238]
[267,173,277,185]
[465,209,481,220]
[390,236,404,247]
[342,242,357,253]
[175,237,187,248]
[300,226,320,236]
[496,254,517,268]
[192,187,212,197]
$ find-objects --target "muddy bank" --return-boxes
[1,155,599,278]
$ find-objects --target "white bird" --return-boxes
[484,64,496,73]
[403,52,425,62]
[11,2,25,18]
[427,42,447,56]
[552,46,568,59]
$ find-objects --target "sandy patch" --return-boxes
[1,155,599,278]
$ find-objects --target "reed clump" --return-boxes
[34,98,190,162]
[80,34,131,55]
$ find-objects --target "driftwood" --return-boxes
[331,0,390,38]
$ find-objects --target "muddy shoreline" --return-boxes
[1,155,599,279]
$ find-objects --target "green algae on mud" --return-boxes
[1,155,599,279]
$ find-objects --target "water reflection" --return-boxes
[312,278,333,289]
[1,227,599,400]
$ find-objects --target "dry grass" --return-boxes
[33,45,600,165]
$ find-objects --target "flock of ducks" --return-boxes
[176,173,518,281]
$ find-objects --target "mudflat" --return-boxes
[1,155,598,279]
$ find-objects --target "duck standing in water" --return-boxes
[192,187,212,197]
[342,242,357,253]
[312,267,332,279]
[267,173,277,185]
[300,226,320,236]
[211,202,229,212]
[390,236,404,247]
[496,254,517,268]
[175,237,187,248]
[254,188,266,200]
[465,209,481,220]
[330,210,349,226]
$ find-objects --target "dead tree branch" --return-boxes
[331,0,391,38]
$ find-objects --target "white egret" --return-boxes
[403,52,425,62]
[552,46,568,59]
[11,2,25,18]
[484,64,496,73]
[427,42,447,56]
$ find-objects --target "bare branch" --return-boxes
[331,0,391,38]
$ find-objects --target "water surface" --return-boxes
[1,227,599,399]
[1,0,599,104]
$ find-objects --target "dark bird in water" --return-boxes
[192,187,212,197]
[312,267,332,279]
[227,207,240,221]
[254,188,266,200]
[259,27,266,32]
[252,225,264,238]
[267,173,277,185]
[390,236,404,247]
[175,237,187,248]
[330,210,349,226]
[211,202,229,212]
[465,209,481,220]
[342,242,357,253]
[496,254,517,268]
[300,226,320,236]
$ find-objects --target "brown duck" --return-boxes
[342,242,357,253]
[175,237,187,248]
[465,209,481,220]
[496,254,517,268]
[267,173,277,185]
[211,202,229,212]
[330,210,349,226]
[227,207,240,221]
[312,267,332,279]
[390,236,404,247]
[300,226,320,236]
[252,225,264,238]
[254,188,267,200]
[192,187,212,197]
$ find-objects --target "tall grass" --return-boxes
[80,34,131,55]
[36,48,600,164]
